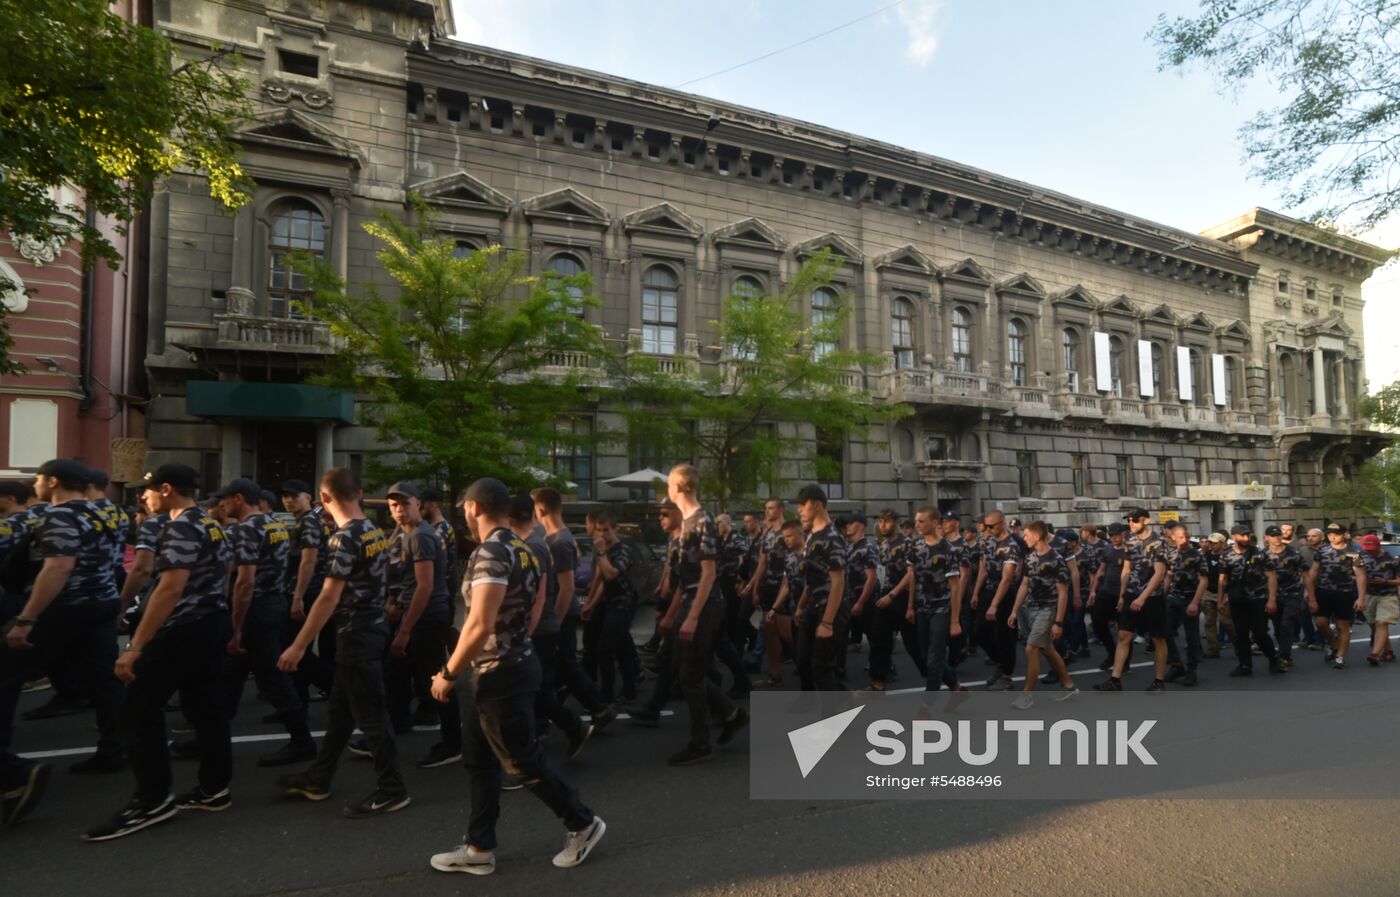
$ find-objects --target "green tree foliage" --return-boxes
[616,251,911,509]
[0,0,251,372]
[302,202,610,498]
[1360,378,1400,429]
[1320,470,1387,524]
[1150,0,1400,228]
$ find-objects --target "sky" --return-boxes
[445,0,1398,382]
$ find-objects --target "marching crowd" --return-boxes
[1,456,1396,875]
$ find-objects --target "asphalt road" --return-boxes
[6,633,1399,897]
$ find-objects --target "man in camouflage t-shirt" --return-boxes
[85,464,234,841]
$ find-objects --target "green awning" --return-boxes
[186,381,354,423]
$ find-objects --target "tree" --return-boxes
[616,251,911,509]
[1150,0,1400,229]
[1320,467,1387,524]
[0,0,251,371]
[302,202,610,498]
[1360,378,1400,429]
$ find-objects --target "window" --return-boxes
[891,296,915,370]
[1196,459,1209,484]
[267,200,325,318]
[1189,349,1205,405]
[951,307,973,373]
[1157,458,1173,495]
[1108,335,1125,396]
[1222,355,1238,407]
[1277,273,1289,294]
[552,416,594,500]
[1150,342,1165,399]
[628,421,692,499]
[1332,288,1343,308]
[816,429,844,500]
[729,276,762,360]
[277,49,320,79]
[548,253,586,316]
[1306,283,1317,302]
[1007,318,1028,387]
[1116,455,1132,495]
[811,287,838,359]
[452,241,477,260]
[1016,451,1038,497]
[896,427,916,461]
[1071,453,1087,496]
[1232,460,1243,481]
[1062,327,1081,391]
[641,265,679,354]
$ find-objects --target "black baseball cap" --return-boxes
[1008,517,1022,527]
[259,489,278,507]
[658,499,680,513]
[1056,528,1079,543]
[1230,523,1252,535]
[386,481,420,501]
[143,463,199,492]
[1107,522,1129,536]
[1123,507,1150,521]
[795,484,828,505]
[941,510,961,521]
[1325,522,1345,533]
[0,481,32,502]
[1263,525,1283,537]
[463,477,508,504]
[279,479,312,496]
[421,487,445,504]
[212,478,261,503]
[36,458,92,488]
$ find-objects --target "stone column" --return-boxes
[315,421,335,483]
[1222,501,1236,532]
[230,203,255,293]
[331,188,351,283]
[220,422,242,484]
[1251,502,1265,537]
[1312,346,1327,420]
[1334,358,1349,419]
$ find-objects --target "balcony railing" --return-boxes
[916,459,985,482]
[213,313,336,353]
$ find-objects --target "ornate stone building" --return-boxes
[142,0,1393,529]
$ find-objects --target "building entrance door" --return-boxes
[255,422,316,491]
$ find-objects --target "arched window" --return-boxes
[951,307,973,373]
[1189,348,1205,404]
[1007,318,1027,387]
[641,265,679,354]
[453,241,477,260]
[1280,352,1294,415]
[1222,355,1239,408]
[891,296,915,370]
[1150,342,1165,399]
[1108,335,1125,396]
[1061,327,1081,391]
[729,276,763,360]
[811,287,838,360]
[267,200,325,319]
[548,253,586,316]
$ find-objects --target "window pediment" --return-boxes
[995,272,1046,298]
[939,257,992,285]
[1049,284,1098,310]
[795,232,863,265]
[411,170,511,213]
[623,202,703,241]
[712,216,785,251]
[235,108,365,168]
[522,187,611,226]
[874,244,935,274]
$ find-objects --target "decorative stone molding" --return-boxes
[1302,302,1319,316]
[262,80,333,109]
[10,232,65,266]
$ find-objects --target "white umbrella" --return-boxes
[602,467,670,488]
[524,465,578,491]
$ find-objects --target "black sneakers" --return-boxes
[566,724,594,760]
[277,771,330,801]
[258,740,317,768]
[666,745,714,767]
[83,795,177,842]
[1092,678,1122,692]
[1145,680,1166,693]
[717,707,750,747]
[175,787,231,812]
[627,708,661,727]
[2,762,50,826]
[591,705,618,731]
[1228,665,1252,677]
[343,790,410,819]
[70,753,126,774]
[347,736,373,758]
[417,743,463,769]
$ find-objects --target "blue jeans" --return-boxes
[916,609,959,692]
[1165,593,1202,671]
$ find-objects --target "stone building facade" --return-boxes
[142,0,1393,530]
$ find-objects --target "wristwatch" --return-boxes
[439,664,458,682]
[12,615,36,626]
[1054,620,1064,626]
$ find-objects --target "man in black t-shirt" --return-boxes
[385,482,462,769]
[868,508,921,691]
[1087,523,1127,669]
[280,478,336,699]
[277,468,407,819]
[745,497,791,688]
[217,478,313,767]
[1095,509,1169,692]
[427,478,604,876]
[588,509,640,707]
[1007,521,1076,707]
[85,464,234,841]
[794,485,847,694]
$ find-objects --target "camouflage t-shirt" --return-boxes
[135,514,168,554]
[1221,545,1272,601]
[598,540,636,609]
[293,506,334,584]
[389,520,451,625]
[1076,540,1103,597]
[462,526,539,673]
[1361,550,1400,597]
[912,537,959,613]
[802,523,847,617]
[434,519,457,580]
[1164,541,1206,599]
[1123,533,1167,599]
[89,498,130,572]
[979,535,1020,596]
[1263,545,1307,601]
[154,506,231,629]
[546,528,581,617]
[31,500,117,607]
[844,536,878,607]
[1314,542,1364,594]
[0,513,22,562]
[522,527,553,632]
[675,508,722,614]
[325,517,391,635]
[760,526,787,587]
[1022,547,1070,609]
[232,512,293,620]
[719,530,749,581]
[878,533,913,593]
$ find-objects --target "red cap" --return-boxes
[1361,534,1381,550]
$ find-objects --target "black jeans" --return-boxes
[307,627,405,797]
[1164,593,1202,672]
[127,613,232,804]
[465,660,593,850]
[1272,595,1302,660]
[975,589,1017,677]
[555,613,605,713]
[795,605,847,692]
[643,632,676,713]
[283,586,335,701]
[1229,598,1277,667]
[869,595,924,683]
[225,614,311,743]
[1,597,125,787]
[916,609,960,691]
[1089,591,1119,660]
[670,599,735,750]
[581,606,605,682]
[532,631,585,739]
[388,617,461,752]
[596,602,640,702]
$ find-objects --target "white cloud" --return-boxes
[897,0,941,67]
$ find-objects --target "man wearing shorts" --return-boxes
[1095,508,1168,692]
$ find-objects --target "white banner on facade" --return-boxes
[1176,345,1193,402]
[1137,340,1154,397]
[1212,354,1227,407]
[1094,331,1112,392]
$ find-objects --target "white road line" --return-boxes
[18,710,675,760]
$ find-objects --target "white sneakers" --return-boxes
[1011,692,1034,710]
[430,844,496,876]
[430,816,606,876]
[553,817,607,868]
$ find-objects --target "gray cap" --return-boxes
[386,481,420,501]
